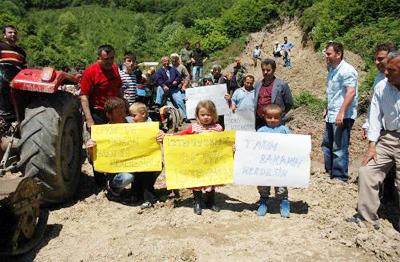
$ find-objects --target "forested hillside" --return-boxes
[1,0,399,93]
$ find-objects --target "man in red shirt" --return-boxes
[254,59,293,128]
[80,44,122,129]
[80,44,122,187]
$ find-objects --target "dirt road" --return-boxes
[12,21,400,262]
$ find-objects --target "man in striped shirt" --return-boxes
[119,52,142,106]
[0,25,27,136]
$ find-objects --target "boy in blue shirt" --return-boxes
[256,104,290,217]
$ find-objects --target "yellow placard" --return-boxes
[91,122,162,173]
[164,131,235,189]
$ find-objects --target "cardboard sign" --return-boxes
[164,131,235,189]
[185,84,230,119]
[224,110,255,131]
[234,131,311,187]
[91,122,162,173]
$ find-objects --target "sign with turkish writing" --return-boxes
[224,110,255,131]
[91,122,162,173]
[234,131,311,187]
[185,84,230,119]
[164,131,235,189]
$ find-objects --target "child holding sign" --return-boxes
[87,97,134,199]
[158,100,222,215]
[128,102,159,209]
[256,104,290,218]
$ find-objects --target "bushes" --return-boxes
[294,91,326,114]
[222,0,278,38]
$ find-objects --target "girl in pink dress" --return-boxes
[158,100,222,215]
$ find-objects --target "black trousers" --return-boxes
[132,172,159,203]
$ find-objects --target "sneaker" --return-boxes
[257,199,268,216]
[345,214,380,229]
[106,183,121,198]
[280,199,290,218]
[140,201,153,209]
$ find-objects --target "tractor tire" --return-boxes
[18,92,83,204]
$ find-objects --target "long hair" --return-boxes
[195,100,218,125]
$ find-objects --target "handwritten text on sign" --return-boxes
[224,110,255,131]
[91,122,162,173]
[234,131,311,187]
[185,84,230,119]
[164,131,235,189]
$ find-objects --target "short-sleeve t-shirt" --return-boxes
[80,63,122,110]
[232,88,255,111]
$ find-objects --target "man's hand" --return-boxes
[224,93,231,101]
[86,118,95,130]
[172,80,178,86]
[362,142,377,166]
[335,111,344,127]
[86,139,96,162]
[163,85,169,92]
[361,128,367,140]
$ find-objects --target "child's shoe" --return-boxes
[205,190,220,212]
[257,198,268,216]
[140,201,153,209]
[280,199,290,218]
[193,191,202,215]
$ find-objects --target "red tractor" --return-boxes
[0,67,82,256]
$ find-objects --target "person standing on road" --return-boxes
[350,51,400,230]
[119,51,142,107]
[0,25,27,136]
[252,45,262,67]
[80,44,122,187]
[254,59,293,129]
[362,43,396,139]
[179,42,192,78]
[190,42,208,83]
[280,36,294,68]
[170,53,190,91]
[322,42,358,182]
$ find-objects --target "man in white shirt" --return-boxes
[354,51,400,229]
[252,45,262,67]
[362,43,396,139]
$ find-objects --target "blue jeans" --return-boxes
[155,86,187,119]
[109,172,134,193]
[192,65,203,82]
[322,119,354,181]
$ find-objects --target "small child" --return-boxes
[128,102,159,208]
[256,104,290,218]
[87,97,134,199]
[224,74,255,112]
[158,100,223,215]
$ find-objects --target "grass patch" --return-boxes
[205,35,247,72]
[294,90,326,114]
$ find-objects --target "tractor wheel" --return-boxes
[18,92,83,204]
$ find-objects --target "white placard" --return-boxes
[234,131,311,187]
[185,84,230,119]
[224,110,255,131]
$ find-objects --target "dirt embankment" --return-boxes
[14,21,400,262]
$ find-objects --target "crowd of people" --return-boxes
[0,25,399,230]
